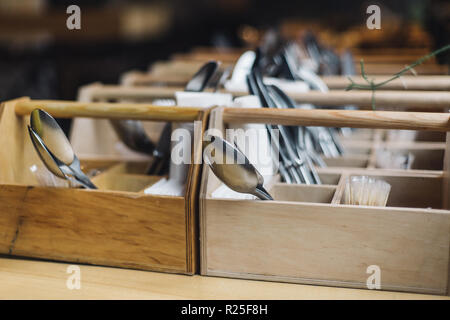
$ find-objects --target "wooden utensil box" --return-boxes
[0,97,209,274]
[200,107,450,295]
[323,128,447,172]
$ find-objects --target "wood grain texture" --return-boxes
[150,60,234,78]
[0,184,187,272]
[70,117,162,159]
[316,167,443,178]
[203,199,450,294]
[91,173,160,192]
[1,257,448,299]
[182,45,437,60]
[223,108,450,132]
[348,48,432,56]
[333,147,444,171]
[332,174,444,208]
[446,133,450,295]
[14,100,203,121]
[121,71,190,86]
[323,155,369,168]
[80,82,181,100]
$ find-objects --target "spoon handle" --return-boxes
[253,185,273,201]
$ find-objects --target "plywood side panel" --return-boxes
[204,200,450,294]
[0,185,188,273]
[0,98,44,185]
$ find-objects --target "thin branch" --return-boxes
[346,44,450,110]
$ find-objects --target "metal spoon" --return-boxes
[203,135,273,200]
[229,50,256,84]
[29,109,97,189]
[109,59,217,156]
[185,60,219,92]
[109,120,155,155]
[267,84,322,184]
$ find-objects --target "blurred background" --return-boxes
[0,0,448,132]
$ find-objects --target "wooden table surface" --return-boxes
[0,257,448,300]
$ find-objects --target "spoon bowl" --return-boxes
[28,126,67,180]
[185,61,219,92]
[203,135,273,200]
[29,109,97,189]
[30,108,74,165]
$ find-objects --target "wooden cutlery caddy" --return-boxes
[200,107,450,295]
[0,97,210,274]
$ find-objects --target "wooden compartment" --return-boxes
[264,183,336,203]
[0,97,210,274]
[338,174,444,209]
[323,155,369,168]
[72,83,449,173]
[335,128,446,172]
[200,107,450,295]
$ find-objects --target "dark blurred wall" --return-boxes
[0,0,446,134]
